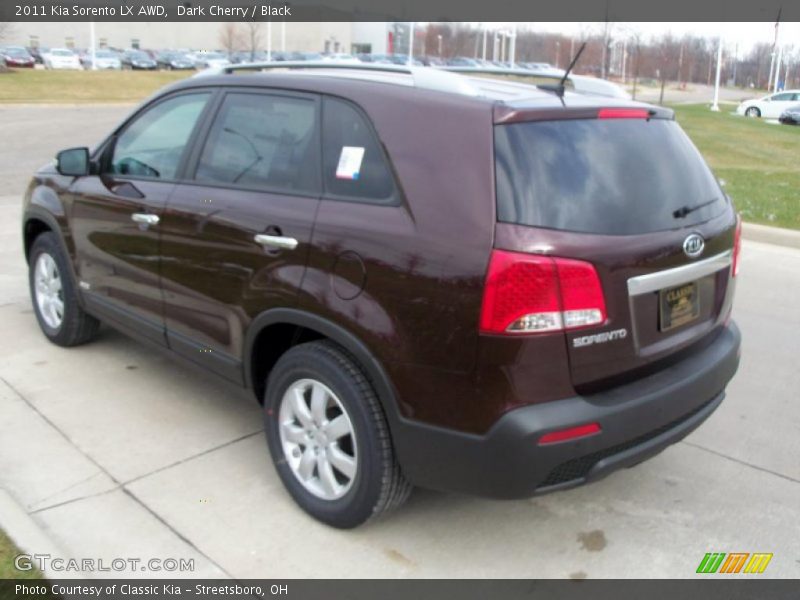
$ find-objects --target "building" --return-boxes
[3,21,396,55]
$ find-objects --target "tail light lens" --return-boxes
[732,214,742,277]
[480,250,607,335]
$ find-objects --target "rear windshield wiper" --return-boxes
[673,198,718,219]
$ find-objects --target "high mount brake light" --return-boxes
[479,250,607,335]
[597,108,650,119]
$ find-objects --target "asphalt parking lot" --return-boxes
[0,105,798,579]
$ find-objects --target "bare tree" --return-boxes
[218,23,243,59]
[243,22,262,60]
[0,21,12,43]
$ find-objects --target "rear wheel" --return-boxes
[264,341,412,528]
[28,233,100,347]
[745,107,761,118]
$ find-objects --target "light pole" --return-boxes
[711,37,723,112]
[509,24,516,68]
[773,45,783,92]
[437,34,442,57]
[408,22,414,65]
[89,22,96,70]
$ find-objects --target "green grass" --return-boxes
[0,529,43,579]
[672,103,800,230]
[0,69,192,103]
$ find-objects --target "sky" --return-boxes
[511,22,800,55]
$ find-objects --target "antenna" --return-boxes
[538,42,587,98]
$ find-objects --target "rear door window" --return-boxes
[321,97,397,204]
[494,118,727,235]
[194,92,320,194]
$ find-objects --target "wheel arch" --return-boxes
[244,309,403,427]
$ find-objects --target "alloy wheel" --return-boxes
[278,378,358,500]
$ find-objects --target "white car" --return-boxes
[736,90,800,119]
[43,48,82,70]
[80,49,122,70]
[190,51,230,69]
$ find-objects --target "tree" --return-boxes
[243,22,262,61]
[218,23,243,59]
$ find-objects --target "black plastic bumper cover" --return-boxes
[393,322,741,499]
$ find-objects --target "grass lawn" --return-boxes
[0,529,43,579]
[672,103,800,230]
[0,69,192,103]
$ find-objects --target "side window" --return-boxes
[322,97,396,203]
[110,93,210,180]
[771,93,792,101]
[195,92,320,194]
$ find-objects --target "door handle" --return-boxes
[131,213,160,226]
[254,234,298,251]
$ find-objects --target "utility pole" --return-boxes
[711,37,723,111]
[408,22,414,65]
[621,38,627,83]
[774,44,783,92]
[89,22,96,70]
[509,24,516,68]
[281,21,285,53]
[482,26,487,61]
[266,19,272,61]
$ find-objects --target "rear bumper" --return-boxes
[393,321,741,499]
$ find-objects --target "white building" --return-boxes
[4,21,394,55]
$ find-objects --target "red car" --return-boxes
[1,46,35,68]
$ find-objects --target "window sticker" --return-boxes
[335,146,365,180]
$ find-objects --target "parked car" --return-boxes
[121,50,157,70]
[778,105,800,125]
[190,51,229,69]
[570,75,631,100]
[27,46,47,64]
[446,57,479,67]
[79,49,122,70]
[321,53,360,63]
[1,46,36,68]
[23,65,741,528]
[43,48,82,70]
[156,52,196,70]
[736,90,800,119]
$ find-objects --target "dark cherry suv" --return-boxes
[22,64,741,528]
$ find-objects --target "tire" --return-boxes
[264,340,412,528]
[28,232,100,347]
[745,107,761,118]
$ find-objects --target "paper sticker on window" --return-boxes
[335,146,365,180]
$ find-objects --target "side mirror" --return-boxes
[56,147,90,177]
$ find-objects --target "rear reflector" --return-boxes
[732,214,742,277]
[538,423,602,445]
[597,108,650,119]
[480,250,607,334]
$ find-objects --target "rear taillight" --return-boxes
[732,214,742,277]
[479,250,607,335]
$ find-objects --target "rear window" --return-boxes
[494,118,727,235]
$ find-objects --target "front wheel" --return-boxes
[264,341,412,528]
[745,107,761,118]
[28,232,100,347]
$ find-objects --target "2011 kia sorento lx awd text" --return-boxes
[22,63,741,528]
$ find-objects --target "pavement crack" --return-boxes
[682,440,800,486]
[122,429,263,486]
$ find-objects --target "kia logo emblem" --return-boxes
[683,233,705,258]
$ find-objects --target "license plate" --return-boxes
[659,281,699,331]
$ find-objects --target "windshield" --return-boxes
[5,47,29,57]
[95,51,116,58]
[51,50,73,57]
[495,118,727,235]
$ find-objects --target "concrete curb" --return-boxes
[743,222,800,250]
[0,488,81,580]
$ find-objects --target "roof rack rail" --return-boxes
[194,61,480,97]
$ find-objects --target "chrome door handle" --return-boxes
[131,213,159,226]
[254,234,298,251]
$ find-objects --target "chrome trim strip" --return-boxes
[627,250,732,296]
